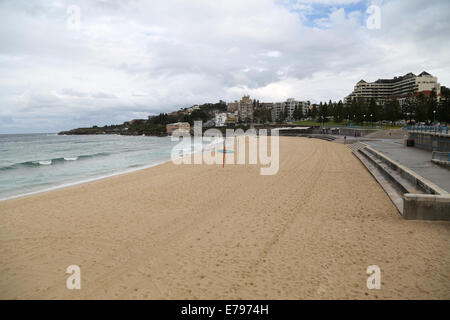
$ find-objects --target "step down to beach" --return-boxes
[350,143,406,214]
[348,142,450,220]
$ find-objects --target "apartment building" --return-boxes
[166,122,190,135]
[345,71,441,104]
[214,112,227,127]
[239,95,253,122]
[227,101,239,113]
[271,98,309,121]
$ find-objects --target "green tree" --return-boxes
[402,94,415,124]
[438,86,450,123]
[189,109,210,125]
[293,106,304,120]
[427,89,438,123]
[334,100,344,122]
[311,105,318,120]
[414,93,427,122]
[278,111,286,123]
[383,99,402,123]
[368,98,380,122]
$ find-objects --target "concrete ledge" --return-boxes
[403,193,450,221]
[281,134,336,141]
[407,131,450,152]
[352,147,404,214]
[357,148,410,194]
[364,146,448,195]
[351,144,450,220]
[431,159,450,168]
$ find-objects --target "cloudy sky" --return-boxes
[0,0,449,133]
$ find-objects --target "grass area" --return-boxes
[292,120,404,129]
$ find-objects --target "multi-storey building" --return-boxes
[227,101,239,113]
[225,112,239,126]
[259,102,274,110]
[166,122,190,135]
[239,95,253,122]
[345,71,441,104]
[214,112,227,127]
[271,98,309,121]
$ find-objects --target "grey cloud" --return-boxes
[59,88,88,97]
[0,0,449,133]
[91,92,117,99]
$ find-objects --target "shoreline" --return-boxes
[0,159,172,203]
[0,134,222,203]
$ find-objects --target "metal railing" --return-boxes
[432,151,450,162]
[406,125,449,135]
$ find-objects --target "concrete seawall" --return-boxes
[350,142,450,221]
[408,130,450,152]
[403,194,450,220]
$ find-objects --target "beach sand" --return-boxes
[1,137,449,299]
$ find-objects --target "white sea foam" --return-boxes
[36,160,52,165]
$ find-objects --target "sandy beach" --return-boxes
[1,136,449,299]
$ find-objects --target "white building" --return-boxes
[271,98,309,121]
[345,71,441,104]
[214,112,227,127]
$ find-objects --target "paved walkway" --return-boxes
[364,139,450,193]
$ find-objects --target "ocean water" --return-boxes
[0,133,207,201]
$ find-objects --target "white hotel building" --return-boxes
[345,71,441,105]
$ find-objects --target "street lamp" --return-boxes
[363,114,366,127]
[370,114,373,128]
[433,110,436,125]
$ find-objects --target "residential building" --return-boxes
[345,71,441,104]
[166,122,190,135]
[259,102,274,110]
[225,111,239,126]
[227,101,239,113]
[214,112,227,127]
[239,95,253,122]
[271,98,309,121]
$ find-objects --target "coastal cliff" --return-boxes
[59,102,226,136]
[59,122,167,136]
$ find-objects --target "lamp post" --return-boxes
[370,114,373,128]
[363,114,366,127]
[433,110,436,125]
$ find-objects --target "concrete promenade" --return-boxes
[364,139,450,193]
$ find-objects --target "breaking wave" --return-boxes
[0,152,111,171]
